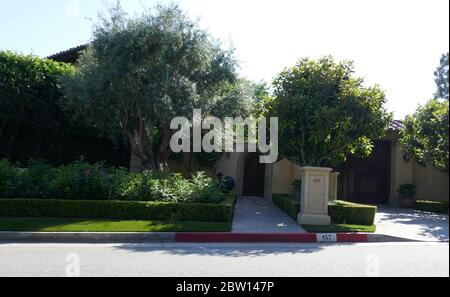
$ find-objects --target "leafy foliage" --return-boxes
[0,160,18,198]
[48,161,129,200]
[396,183,417,199]
[269,56,392,166]
[0,51,73,161]
[400,99,449,172]
[0,160,223,203]
[120,171,222,203]
[62,3,251,171]
[0,51,130,167]
[434,53,449,100]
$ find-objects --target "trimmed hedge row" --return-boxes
[272,194,377,226]
[414,200,449,214]
[329,201,377,226]
[0,195,236,223]
[273,194,299,220]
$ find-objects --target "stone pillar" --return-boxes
[329,172,340,202]
[298,167,332,226]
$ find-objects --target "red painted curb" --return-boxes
[337,233,369,242]
[175,233,369,243]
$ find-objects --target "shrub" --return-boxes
[397,184,417,198]
[15,161,56,198]
[273,194,299,220]
[272,194,377,226]
[119,171,223,203]
[0,160,223,203]
[47,161,129,200]
[414,200,449,214]
[189,172,224,203]
[0,160,18,198]
[329,201,377,226]
[0,195,236,222]
[120,171,191,202]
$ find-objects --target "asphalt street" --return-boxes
[0,242,448,277]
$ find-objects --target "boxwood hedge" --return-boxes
[0,195,236,223]
[414,200,449,214]
[273,194,300,220]
[273,194,377,226]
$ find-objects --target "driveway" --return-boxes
[232,197,305,233]
[376,206,449,242]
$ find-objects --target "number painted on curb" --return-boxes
[316,234,337,243]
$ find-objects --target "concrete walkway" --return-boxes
[376,206,449,242]
[232,197,305,233]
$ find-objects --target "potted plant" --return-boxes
[397,184,417,208]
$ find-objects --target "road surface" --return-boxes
[0,242,448,277]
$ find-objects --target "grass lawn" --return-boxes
[302,224,376,233]
[0,217,232,232]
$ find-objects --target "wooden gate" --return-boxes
[335,141,391,205]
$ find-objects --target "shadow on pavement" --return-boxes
[376,206,449,241]
[113,242,336,257]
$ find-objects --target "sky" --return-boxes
[1,0,449,118]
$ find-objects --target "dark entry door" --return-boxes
[243,153,266,197]
[336,141,391,205]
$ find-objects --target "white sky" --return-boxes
[1,0,449,118]
[171,0,449,119]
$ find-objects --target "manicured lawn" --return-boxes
[302,224,376,233]
[0,217,232,232]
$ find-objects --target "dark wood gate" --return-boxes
[335,141,391,205]
[243,153,266,197]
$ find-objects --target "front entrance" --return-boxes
[336,141,391,205]
[242,153,266,197]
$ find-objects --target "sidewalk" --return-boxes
[232,197,305,233]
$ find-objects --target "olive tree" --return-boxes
[63,4,250,171]
[270,56,392,167]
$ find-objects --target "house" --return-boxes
[213,122,449,207]
[48,46,449,207]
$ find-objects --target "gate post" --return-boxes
[297,167,332,226]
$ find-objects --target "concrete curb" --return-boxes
[1,231,444,244]
[0,232,176,243]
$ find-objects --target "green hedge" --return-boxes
[0,195,236,223]
[414,200,449,214]
[328,201,377,226]
[272,194,377,226]
[273,194,300,220]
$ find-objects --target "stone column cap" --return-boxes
[300,166,333,172]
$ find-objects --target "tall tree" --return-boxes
[269,56,392,167]
[434,53,449,100]
[0,51,74,162]
[63,4,249,171]
[401,99,449,172]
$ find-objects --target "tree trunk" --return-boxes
[158,126,172,171]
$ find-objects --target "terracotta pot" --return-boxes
[401,197,414,208]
